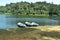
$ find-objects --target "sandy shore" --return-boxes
[27,26,60,31]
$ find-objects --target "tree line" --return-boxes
[0,1,60,16]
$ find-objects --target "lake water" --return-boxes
[0,14,60,29]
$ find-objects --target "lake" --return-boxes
[0,14,60,29]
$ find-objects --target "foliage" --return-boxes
[0,1,60,16]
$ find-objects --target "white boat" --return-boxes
[25,22,32,26]
[31,22,39,26]
[17,22,26,28]
[25,22,39,26]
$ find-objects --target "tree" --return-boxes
[0,1,60,16]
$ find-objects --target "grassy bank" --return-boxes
[0,26,60,40]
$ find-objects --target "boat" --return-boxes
[25,22,39,26]
[31,22,39,26]
[25,22,32,26]
[17,22,26,28]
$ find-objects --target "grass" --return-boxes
[0,26,60,40]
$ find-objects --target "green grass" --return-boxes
[0,28,36,34]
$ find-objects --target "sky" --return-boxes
[0,0,60,6]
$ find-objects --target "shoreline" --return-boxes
[0,26,60,40]
[0,26,60,29]
[27,26,60,31]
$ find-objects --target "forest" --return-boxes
[0,1,60,16]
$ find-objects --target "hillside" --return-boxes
[0,1,60,16]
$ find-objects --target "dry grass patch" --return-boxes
[0,26,60,40]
